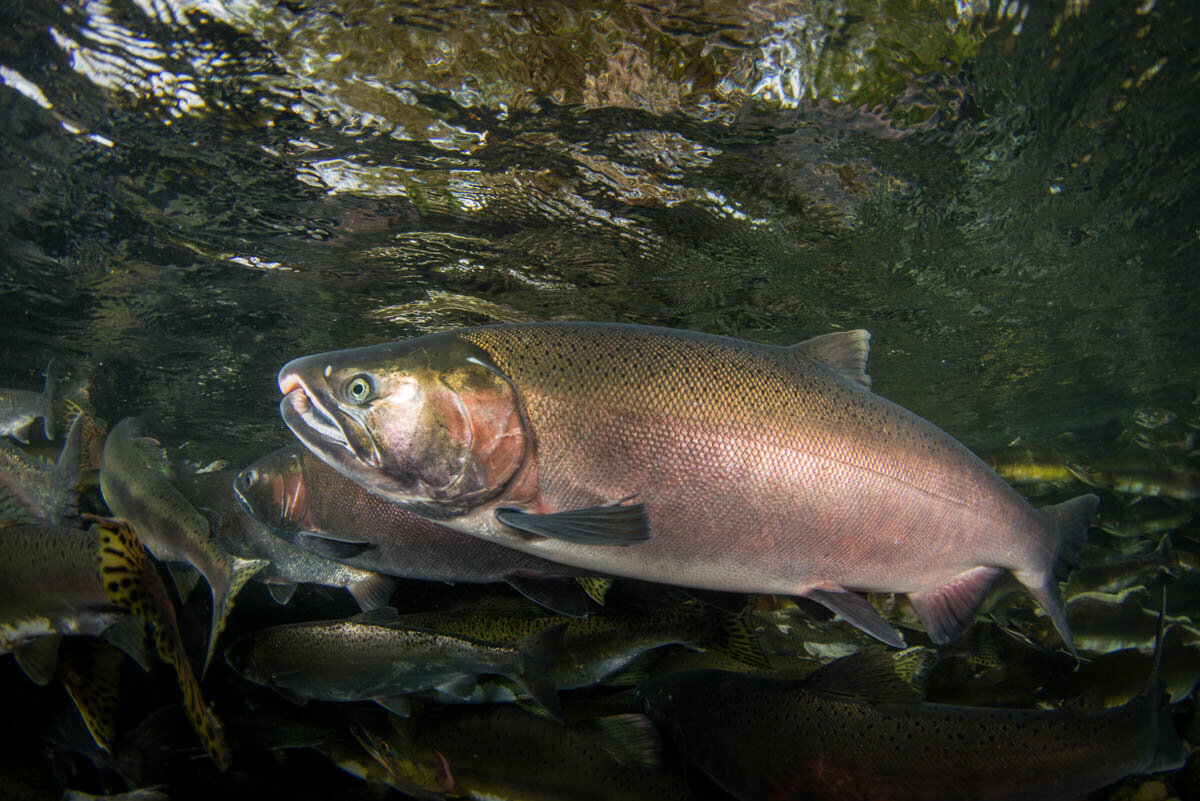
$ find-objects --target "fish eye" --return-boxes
[346,375,373,404]
[241,470,256,487]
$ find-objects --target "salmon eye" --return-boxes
[346,375,373,404]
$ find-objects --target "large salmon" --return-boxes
[277,323,1097,649]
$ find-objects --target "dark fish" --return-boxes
[0,517,229,769]
[0,412,82,525]
[278,323,1097,649]
[978,444,1077,487]
[0,360,56,443]
[234,445,591,617]
[1068,457,1200,502]
[223,607,565,721]
[1064,535,1177,598]
[99,417,266,674]
[352,705,687,801]
[394,595,767,695]
[638,636,1184,801]
[183,467,398,611]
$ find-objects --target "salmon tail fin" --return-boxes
[1147,589,1186,772]
[1025,493,1100,656]
[204,555,268,677]
[56,638,124,753]
[87,515,232,771]
[513,622,567,723]
[41,360,57,441]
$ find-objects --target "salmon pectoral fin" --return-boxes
[496,503,650,546]
[802,586,905,648]
[907,566,1005,644]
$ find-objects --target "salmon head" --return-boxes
[233,447,309,535]
[276,332,528,515]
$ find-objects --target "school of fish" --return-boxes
[2,324,1198,801]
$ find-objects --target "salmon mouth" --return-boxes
[278,376,382,473]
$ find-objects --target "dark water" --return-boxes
[1,0,1199,798]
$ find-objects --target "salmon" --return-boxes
[277,323,1097,649]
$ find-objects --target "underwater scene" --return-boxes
[1,0,1199,799]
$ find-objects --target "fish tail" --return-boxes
[56,639,124,753]
[41,360,57,441]
[512,622,567,723]
[89,515,232,771]
[203,555,268,677]
[1026,493,1100,654]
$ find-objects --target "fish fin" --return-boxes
[601,654,654,688]
[347,574,399,612]
[907,566,1004,644]
[101,614,152,672]
[435,674,480,701]
[1042,493,1098,579]
[1019,493,1099,655]
[1148,590,1187,771]
[267,582,299,606]
[513,622,567,723]
[133,437,172,477]
[576,576,614,605]
[297,530,375,560]
[89,515,232,771]
[41,360,57,441]
[585,713,665,770]
[791,329,871,390]
[274,687,309,706]
[56,638,123,753]
[373,695,412,718]
[703,609,770,669]
[1155,534,1178,573]
[13,635,63,686]
[54,413,84,510]
[168,564,201,604]
[496,503,650,546]
[506,575,590,618]
[800,646,924,704]
[802,586,905,648]
[204,556,269,677]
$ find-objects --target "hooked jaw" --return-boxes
[279,367,382,470]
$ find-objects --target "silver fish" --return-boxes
[277,323,1098,650]
[224,608,565,721]
[0,412,82,525]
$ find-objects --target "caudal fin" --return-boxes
[1145,591,1186,772]
[512,622,567,723]
[52,414,84,522]
[205,555,268,677]
[1027,493,1099,654]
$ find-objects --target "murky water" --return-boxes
[1,0,1199,797]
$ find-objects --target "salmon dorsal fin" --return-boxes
[799,647,923,704]
[790,329,872,389]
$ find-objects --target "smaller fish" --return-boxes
[1036,633,1200,707]
[1065,536,1177,598]
[1096,499,1192,539]
[0,360,56,443]
[979,444,1078,488]
[1029,587,1200,655]
[0,516,230,769]
[182,467,398,611]
[394,595,767,698]
[0,413,82,525]
[638,615,1184,801]
[351,705,688,801]
[100,417,267,674]
[1068,458,1200,502]
[1132,408,1178,430]
[235,445,591,617]
[224,607,565,721]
